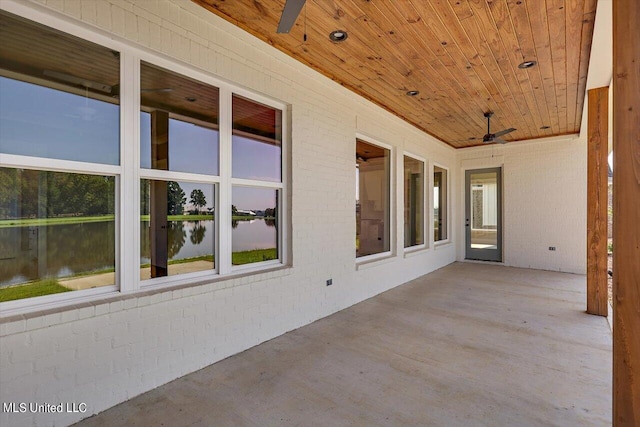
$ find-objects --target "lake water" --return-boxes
[0,218,276,287]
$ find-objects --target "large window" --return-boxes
[231,95,282,267]
[356,139,391,258]
[139,62,220,281]
[404,155,425,248]
[433,165,448,242]
[0,11,120,303]
[0,10,287,309]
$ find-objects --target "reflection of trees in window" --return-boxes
[190,221,206,245]
[140,220,187,260]
[167,181,186,215]
[189,189,206,214]
[167,221,186,258]
[0,168,115,219]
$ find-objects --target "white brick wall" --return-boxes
[457,135,587,274]
[0,1,457,425]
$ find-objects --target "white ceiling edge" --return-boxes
[586,0,612,90]
[579,0,613,142]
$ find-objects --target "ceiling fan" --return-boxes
[277,0,306,33]
[480,111,516,144]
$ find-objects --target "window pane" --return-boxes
[0,168,116,302]
[140,62,219,175]
[470,171,498,249]
[232,95,282,182]
[434,166,448,241]
[140,180,215,280]
[0,12,120,164]
[404,156,424,248]
[356,140,391,257]
[232,187,278,265]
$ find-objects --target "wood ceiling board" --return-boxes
[356,139,387,160]
[525,0,561,135]
[507,0,554,132]
[566,0,586,133]
[140,61,220,125]
[0,12,119,90]
[547,0,569,134]
[363,1,494,138]
[193,0,596,149]
[446,0,520,123]
[364,0,508,140]
[575,0,598,128]
[457,0,540,136]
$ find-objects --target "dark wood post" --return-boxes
[586,86,609,317]
[613,0,640,424]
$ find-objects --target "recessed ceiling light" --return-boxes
[540,125,550,129]
[518,60,537,69]
[406,90,420,96]
[329,30,348,42]
[185,97,197,102]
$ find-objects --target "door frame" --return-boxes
[465,167,503,262]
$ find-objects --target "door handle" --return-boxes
[465,219,470,227]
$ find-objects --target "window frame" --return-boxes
[432,162,450,246]
[0,3,289,314]
[355,133,394,264]
[402,151,428,253]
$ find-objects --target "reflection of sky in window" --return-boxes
[140,112,219,175]
[233,186,277,212]
[232,136,281,182]
[0,77,119,165]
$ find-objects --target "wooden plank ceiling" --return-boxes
[194,0,597,148]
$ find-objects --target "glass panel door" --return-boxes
[465,168,502,262]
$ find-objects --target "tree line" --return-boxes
[0,168,115,219]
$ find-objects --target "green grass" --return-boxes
[0,215,115,228]
[140,254,215,268]
[232,248,277,265]
[139,249,276,267]
[140,214,215,221]
[0,278,71,303]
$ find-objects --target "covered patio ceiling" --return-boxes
[193,0,597,148]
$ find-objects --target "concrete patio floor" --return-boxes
[76,262,612,427]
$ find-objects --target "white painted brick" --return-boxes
[109,299,125,313]
[63,0,81,18]
[80,0,97,24]
[1,318,26,336]
[94,0,112,30]
[111,4,126,36]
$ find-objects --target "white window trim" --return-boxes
[432,162,451,246]
[355,133,395,264]
[402,151,428,253]
[0,1,289,316]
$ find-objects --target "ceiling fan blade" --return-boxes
[493,137,508,144]
[43,70,113,94]
[277,0,306,34]
[493,127,516,138]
